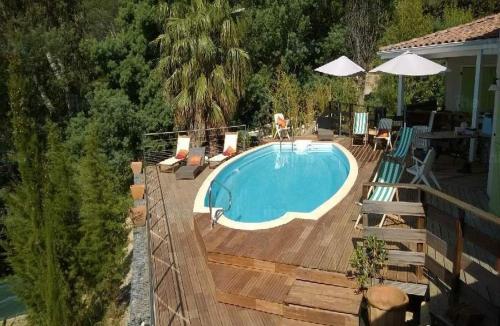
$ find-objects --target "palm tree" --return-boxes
[156,0,250,130]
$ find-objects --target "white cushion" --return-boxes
[159,157,182,166]
[209,154,228,163]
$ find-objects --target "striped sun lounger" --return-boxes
[354,158,404,228]
[352,112,369,146]
[387,126,413,161]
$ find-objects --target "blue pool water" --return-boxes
[0,281,25,320]
[205,143,350,223]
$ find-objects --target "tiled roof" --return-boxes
[380,13,500,51]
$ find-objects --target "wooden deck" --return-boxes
[147,136,496,325]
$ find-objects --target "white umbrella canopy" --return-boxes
[370,51,447,118]
[315,55,365,77]
[369,51,447,76]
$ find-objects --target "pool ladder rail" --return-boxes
[208,179,232,228]
[278,120,295,152]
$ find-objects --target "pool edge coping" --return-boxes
[193,141,358,230]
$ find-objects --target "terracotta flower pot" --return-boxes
[130,184,145,200]
[131,205,147,226]
[131,161,143,175]
[365,285,409,326]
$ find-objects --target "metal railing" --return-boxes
[144,166,188,325]
[208,179,233,228]
[143,125,248,166]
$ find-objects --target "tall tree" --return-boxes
[156,0,250,129]
[345,0,392,69]
[75,123,129,322]
[4,65,80,324]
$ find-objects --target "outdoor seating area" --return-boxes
[142,121,498,326]
[139,12,499,326]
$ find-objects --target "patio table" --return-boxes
[418,131,478,173]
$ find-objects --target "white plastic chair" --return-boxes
[406,148,441,190]
[373,118,393,151]
[412,110,436,152]
[274,113,291,140]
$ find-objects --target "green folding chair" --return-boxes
[351,112,369,146]
[387,126,414,161]
[354,158,404,228]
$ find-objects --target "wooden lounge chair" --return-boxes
[175,147,206,180]
[208,132,238,168]
[158,135,190,172]
[373,118,393,151]
[273,113,291,140]
[386,126,413,162]
[351,112,368,146]
[406,148,441,190]
[354,158,404,229]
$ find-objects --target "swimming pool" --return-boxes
[194,142,358,230]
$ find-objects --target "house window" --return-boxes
[459,66,495,114]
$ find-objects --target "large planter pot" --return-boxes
[130,184,145,200]
[131,205,146,227]
[131,161,143,175]
[365,285,408,326]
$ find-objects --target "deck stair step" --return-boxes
[284,280,362,315]
[295,267,356,288]
[279,318,325,326]
[209,262,363,325]
[209,262,294,315]
[208,251,298,275]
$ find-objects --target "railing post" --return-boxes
[449,208,465,306]
[416,188,426,281]
[348,103,353,138]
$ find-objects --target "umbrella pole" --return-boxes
[397,75,407,125]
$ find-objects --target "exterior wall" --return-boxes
[444,55,497,111]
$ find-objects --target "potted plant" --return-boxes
[349,235,388,291]
[350,236,409,326]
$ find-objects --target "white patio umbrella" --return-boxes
[315,55,365,77]
[370,51,447,118]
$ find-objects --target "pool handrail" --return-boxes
[208,179,233,228]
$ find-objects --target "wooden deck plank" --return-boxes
[147,137,492,325]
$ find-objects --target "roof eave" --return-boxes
[378,38,499,60]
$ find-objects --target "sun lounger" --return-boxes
[352,112,368,146]
[386,126,413,161]
[208,132,238,168]
[176,147,206,180]
[354,158,404,228]
[158,135,190,172]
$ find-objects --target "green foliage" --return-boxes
[67,87,142,188]
[350,236,388,289]
[242,0,347,75]
[156,0,250,129]
[76,123,129,322]
[381,0,433,46]
[4,89,79,324]
[237,67,274,128]
[439,4,474,29]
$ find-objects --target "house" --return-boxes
[378,13,500,215]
